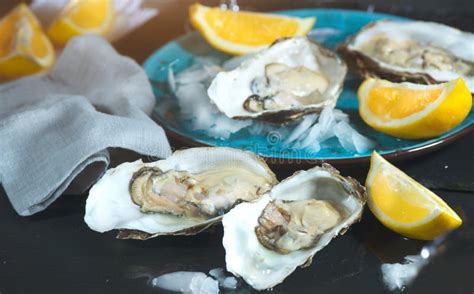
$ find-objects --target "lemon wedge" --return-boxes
[366,151,462,240]
[0,4,55,79]
[358,78,472,139]
[189,3,315,55]
[47,0,114,46]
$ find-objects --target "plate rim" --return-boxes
[155,112,474,165]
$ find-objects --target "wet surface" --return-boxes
[0,185,472,293]
[0,135,472,293]
[0,0,473,293]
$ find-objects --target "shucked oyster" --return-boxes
[255,199,342,254]
[222,164,366,290]
[208,37,347,123]
[85,147,277,239]
[339,20,474,92]
[129,166,267,218]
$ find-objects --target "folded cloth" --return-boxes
[0,35,172,216]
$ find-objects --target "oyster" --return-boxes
[222,164,366,290]
[84,147,277,240]
[255,199,342,254]
[339,20,474,92]
[208,37,347,123]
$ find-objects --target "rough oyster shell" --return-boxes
[222,164,366,290]
[208,37,347,123]
[338,20,474,92]
[84,147,277,240]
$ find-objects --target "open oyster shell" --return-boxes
[339,20,474,92]
[84,147,277,240]
[208,37,347,123]
[222,164,366,290]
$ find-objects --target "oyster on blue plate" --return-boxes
[339,20,474,92]
[208,37,347,123]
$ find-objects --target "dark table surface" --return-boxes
[0,1,473,293]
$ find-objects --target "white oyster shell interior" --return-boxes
[208,37,347,119]
[222,167,364,290]
[84,147,276,235]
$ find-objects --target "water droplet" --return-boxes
[421,248,430,259]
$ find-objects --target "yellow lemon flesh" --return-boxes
[0,4,55,79]
[358,78,472,139]
[47,0,114,47]
[189,3,315,55]
[366,151,462,240]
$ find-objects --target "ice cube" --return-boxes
[334,121,374,153]
[151,271,219,293]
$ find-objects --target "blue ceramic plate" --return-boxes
[144,9,473,164]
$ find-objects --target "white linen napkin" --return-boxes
[0,35,171,216]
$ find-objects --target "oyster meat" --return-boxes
[208,37,347,122]
[255,199,343,254]
[222,164,366,290]
[339,20,474,92]
[84,147,277,239]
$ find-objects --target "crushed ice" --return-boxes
[151,271,218,294]
[172,62,252,140]
[151,269,238,293]
[209,268,238,289]
[381,255,428,291]
[169,58,374,153]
